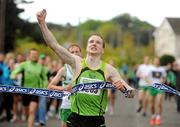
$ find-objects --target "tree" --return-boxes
[112,13,155,46]
[97,21,121,48]
[4,0,24,52]
[0,0,6,52]
[160,55,175,66]
[3,0,38,52]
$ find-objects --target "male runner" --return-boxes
[48,44,82,127]
[136,56,150,116]
[36,9,135,127]
[147,57,166,126]
[11,49,47,127]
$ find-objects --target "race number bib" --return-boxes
[79,77,102,95]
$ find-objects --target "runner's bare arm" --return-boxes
[106,64,135,98]
[36,9,76,66]
[48,67,72,91]
[48,67,66,91]
[136,69,143,78]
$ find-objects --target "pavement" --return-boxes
[0,92,180,127]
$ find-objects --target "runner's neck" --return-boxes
[85,55,101,69]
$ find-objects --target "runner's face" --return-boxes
[16,54,25,63]
[29,50,38,62]
[144,56,149,64]
[69,46,82,57]
[86,35,104,55]
[154,58,160,66]
[38,58,45,65]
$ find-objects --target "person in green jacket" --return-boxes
[11,48,47,127]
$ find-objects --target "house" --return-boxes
[153,18,180,61]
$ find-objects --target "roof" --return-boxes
[166,18,180,34]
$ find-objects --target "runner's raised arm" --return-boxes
[36,9,76,67]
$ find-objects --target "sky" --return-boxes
[17,0,180,27]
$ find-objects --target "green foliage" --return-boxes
[80,20,102,31]
[113,13,155,46]
[103,32,155,66]
[121,32,137,65]
[15,38,59,59]
[160,54,175,66]
[113,13,154,31]
[7,1,155,65]
[113,13,132,30]
[97,21,121,48]
[102,43,121,65]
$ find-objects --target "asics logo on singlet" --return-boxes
[9,86,16,92]
[29,88,36,94]
[79,77,102,95]
[84,83,98,90]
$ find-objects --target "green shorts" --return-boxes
[139,86,149,91]
[148,87,163,96]
[59,109,71,123]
